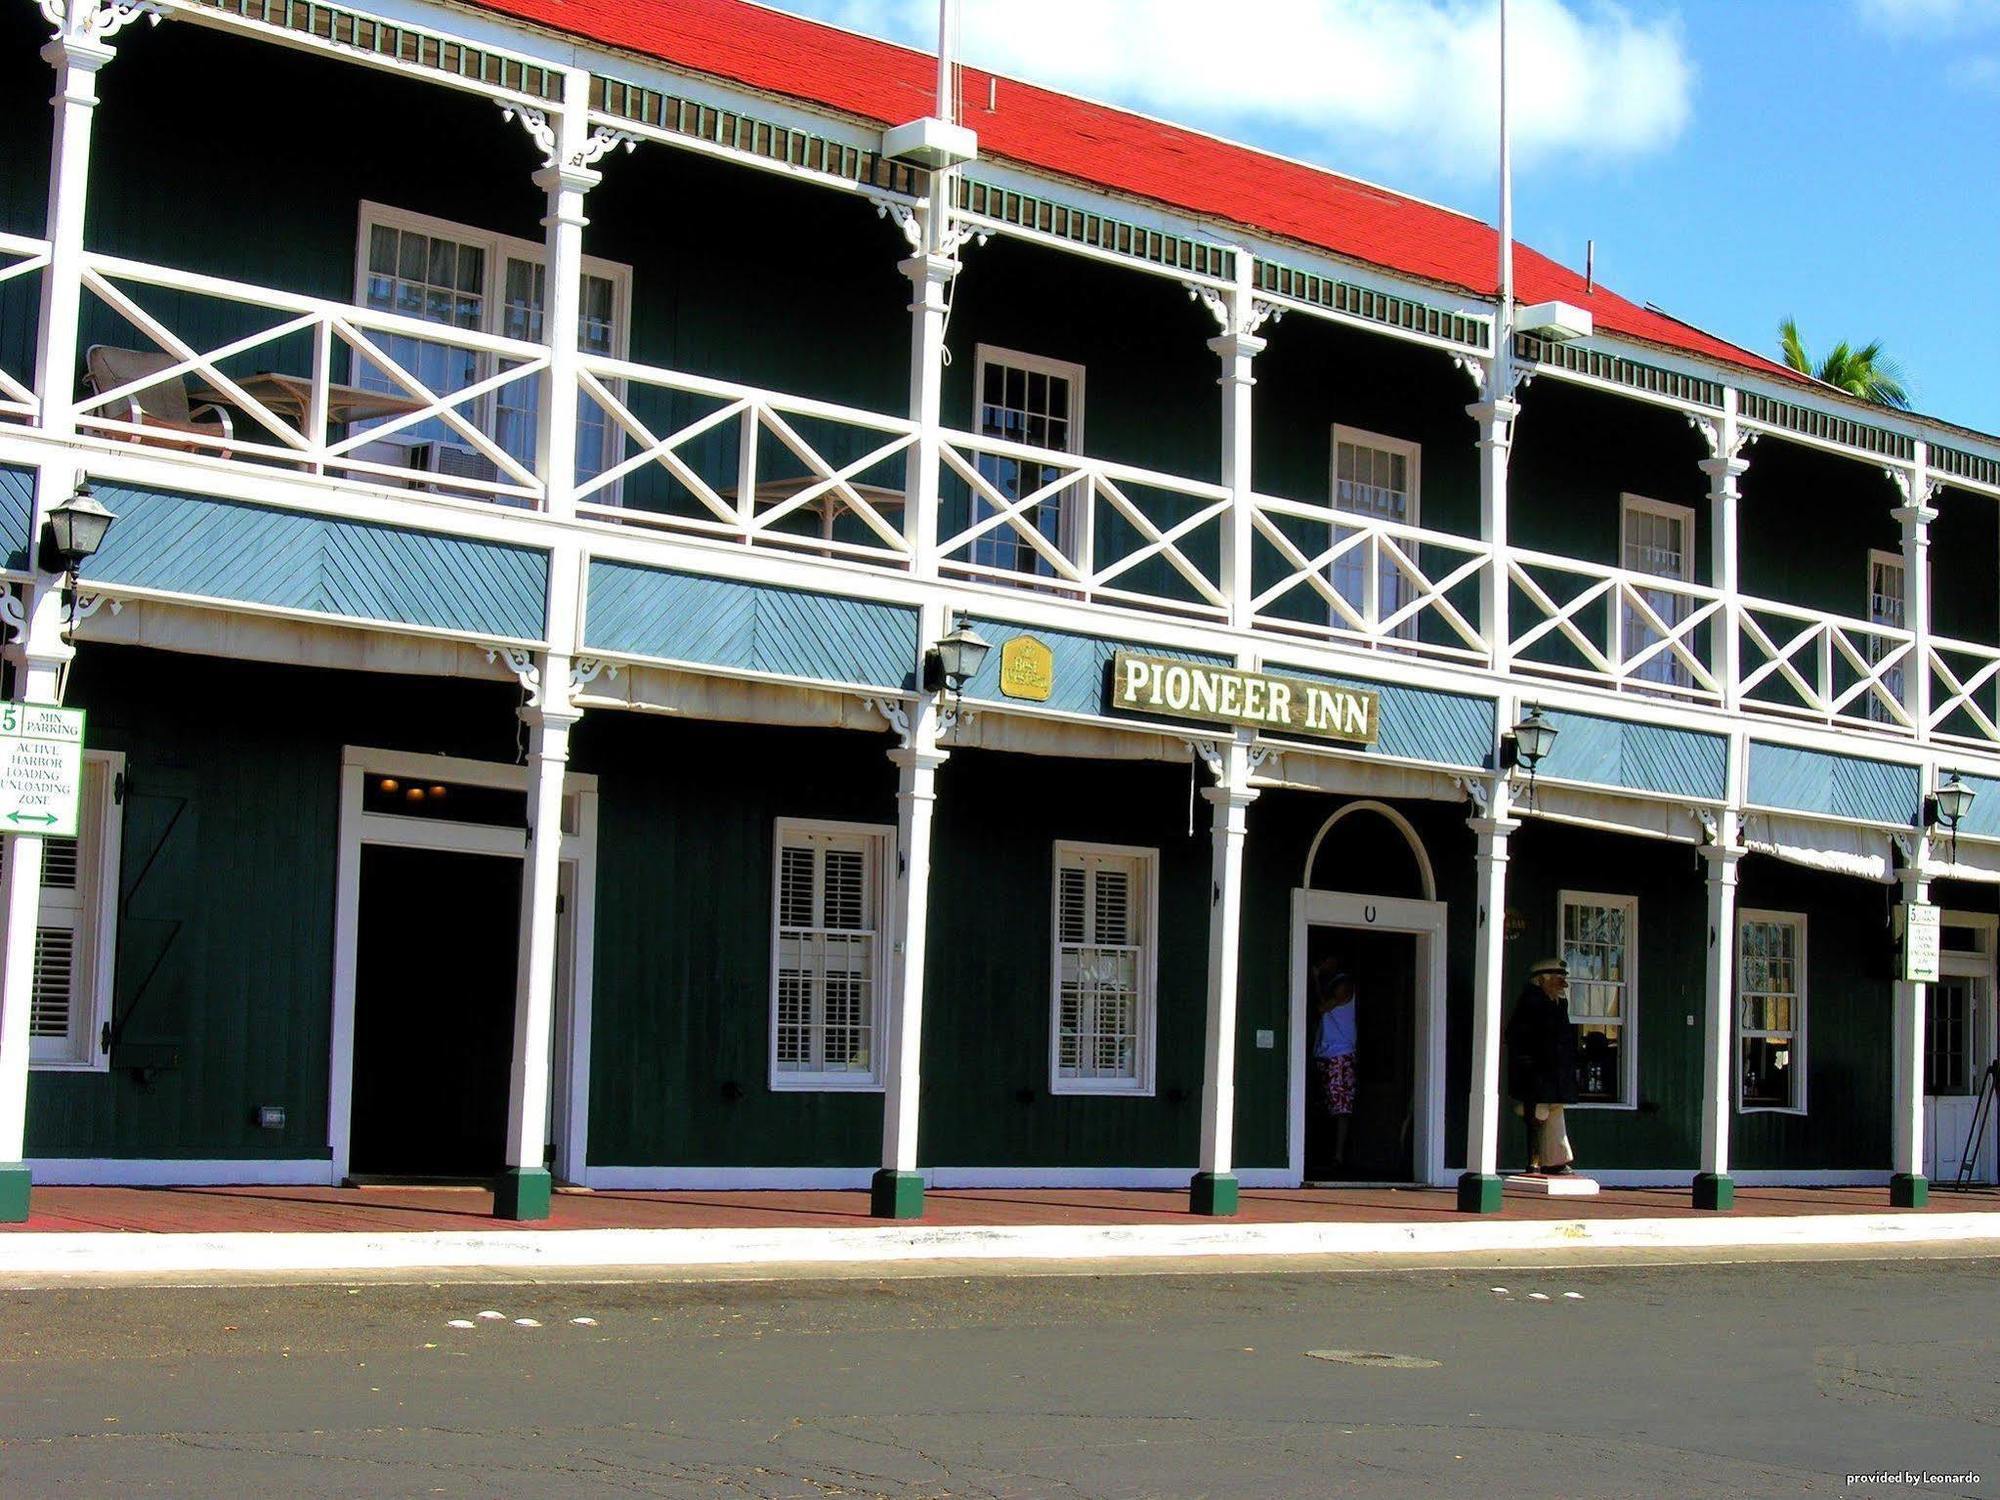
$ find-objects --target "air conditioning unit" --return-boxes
[409,440,501,491]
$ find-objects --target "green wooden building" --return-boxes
[2,0,1997,1224]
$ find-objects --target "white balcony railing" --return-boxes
[20,250,2000,758]
[0,232,49,426]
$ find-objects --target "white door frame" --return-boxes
[1288,888,1449,1187]
[1926,910,1998,1184]
[327,746,599,1185]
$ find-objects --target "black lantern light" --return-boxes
[1501,704,1559,807]
[1927,771,1977,862]
[43,482,118,577]
[923,617,993,697]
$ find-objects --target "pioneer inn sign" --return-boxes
[2,0,2000,1225]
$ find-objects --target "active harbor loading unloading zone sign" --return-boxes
[0,703,85,839]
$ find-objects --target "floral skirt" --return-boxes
[1314,1053,1356,1116]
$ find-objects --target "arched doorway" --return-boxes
[1290,802,1448,1187]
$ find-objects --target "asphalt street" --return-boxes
[2,1254,1996,1498]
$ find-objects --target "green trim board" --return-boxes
[1256,260,1490,351]
[83,483,549,641]
[584,559,919,689]
[1532,710,1728,801]
[1748,741,1921,826]
[0,464,31,573]
[960,621,1229,720]
[1516,334,1724,409]
[1264,664,1495,769]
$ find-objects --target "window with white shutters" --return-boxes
[771,821,887,1089]
[1051,843,1156,1095]
[27,753,123,1071]
[1737,911,1807,1112]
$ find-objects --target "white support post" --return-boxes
[875,615,947,1220]
[1211,258,1264,631]
[1468,367,1519,674]
[1895,443,1938,738]
[1192,732,1256,1215]
[1891,852,1932,1207]
[1695,805,1742,1209]
[900,191,958,578]
[533,68,600,522]
[1459,772,1517,1212]
[1699,389,1749,714]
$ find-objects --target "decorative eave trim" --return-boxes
[1515,333,1724,411]
[1738,388,1916,463]
[1930,443,2000,491]
[953,178,1237,282]
[1257,259,1492,354]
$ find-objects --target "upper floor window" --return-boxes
[1737,910,1806,1113]
[971,346,1084,576]
[26,752,124,1072]
[1867,549,1907,723]
[1620,494,1695,691]
[1051,842,1156,1095]
[1560,891,1636,1107]
[356,204,629,490]
[1331,426,1421,641]
[770,820,888,1090]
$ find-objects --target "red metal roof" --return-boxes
[467,0,1801,385]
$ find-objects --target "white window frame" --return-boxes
[1048,840,1158,1097]
[1736,908,1808,1115]
[1557,889,1638,1110]
[1619,493,1697,690]
[27,750,125,1072]
[1866,548,1908,723]
[352,201,633,485]
[971,344,1088,571]
[1330,424,1422,642]
[768,817,891,1093]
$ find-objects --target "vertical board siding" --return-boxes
[1748,742,1921,826]
[585,560,918,689]
[1266,663,1495,769]
[0,463,34,572]
[1537,710,1728,801]
[85,483,548,640]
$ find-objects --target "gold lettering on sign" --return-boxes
[1108,651,1380,746]
[998,635,1054,701]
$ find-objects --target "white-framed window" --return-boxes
[1866,549,1907,723]
[1050,842,1157,1095]
[27,752,124,1072]
[769,819,889,1091]
[354,203,630,488]
[1331,425,1421,641]
[1620,494,1696,691]
[1559,891,1636,1107]
[1737,910,1807,1113]
[971,345,1085,576]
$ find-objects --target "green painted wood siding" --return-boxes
[1748,742,1920,827]
[585,560,918,689]
[1266,663,1495,769]
[86,482,550,640]
[0,463,33,571]
[1537,710,1728,801]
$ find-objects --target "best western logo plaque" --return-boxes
[999,636,1054,701]
[1110,652,1379,745]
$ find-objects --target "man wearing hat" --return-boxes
[1506,956,1580,1174]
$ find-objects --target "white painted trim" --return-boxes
[767,817,894,1093]
[1299,801,1438,901]
[26,1157,335,1186]
[1557,889,1639,1109]
[27,751,125,1074]
[1736,907,1809,1116]
[1048,840,1159,1097]
[1289,887,1449,1189]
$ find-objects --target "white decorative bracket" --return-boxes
[570,656,618,693]
[40,0,160,43]
[485,645,543,708]
[1893,829,1920,866]
[571,125,638,171]
[1884,465,1943,509]
[938,217,988,258]
[71,592,118,624]
[869,197,925,253]
[1184,284,1283,338]
[1185,282,1229,332]
[1190,737,1226,783]
[1246,743,1278,776]
[1689,413,1757,464]
[862,695,912,740]
[499,103,559,168]
[1454,775,1491,818]
[1452,354,1486,391]
[0,591,25,644]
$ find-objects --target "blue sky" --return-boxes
[767,0,2000,435]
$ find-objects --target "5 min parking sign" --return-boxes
[0,703,86,839]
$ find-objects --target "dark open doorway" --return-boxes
[1303,924,1418,1182]
[348,844,522,1179]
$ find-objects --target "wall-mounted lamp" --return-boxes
[1500,704,1558,807]
[41,481,118,628]
[923,618,993,697]
[1926,771,1976,863]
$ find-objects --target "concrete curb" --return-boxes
[5,1211,2000,1278]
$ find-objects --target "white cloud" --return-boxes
[810,0,1693,178]
[1857,0,2000,32]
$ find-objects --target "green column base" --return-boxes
[0,1163,30,1224]
[1890,1173,1929,1208]
[492,1167,552,1221]
[870,1169,925,1219]
[1692,1172,1735,1211]
[1189,1171,1238,1216]
[1457,1172,1504,1214]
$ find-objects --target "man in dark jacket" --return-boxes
[1506,956,1579,1174]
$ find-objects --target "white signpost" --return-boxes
[0,703,85,839]
[1901,901,1942,985]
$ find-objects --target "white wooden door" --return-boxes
[1925,972,1996,1183]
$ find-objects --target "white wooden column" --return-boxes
[1894,444,1938,736]
[1192,733,1257,1215]
[1459,774,1517,1211]
[1698,390,1749,714]
[1209,258,1266,630]
[876,660,946,1219]
[1695,809,1742,1209]
[531,68,603,523]
[1468,363,1520,674]
[1891,857,1932,1207]
[900,244,956,579]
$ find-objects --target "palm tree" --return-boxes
[1778,317,1912,410]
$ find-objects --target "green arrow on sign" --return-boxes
[5,812,57,826]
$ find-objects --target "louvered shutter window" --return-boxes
[773,825,884,1085]
[1054,846,1152,1090]
[27,755,120,1070]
